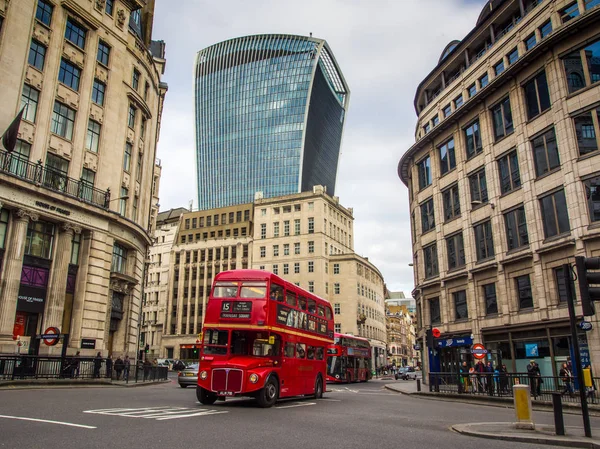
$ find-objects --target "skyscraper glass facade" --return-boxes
[194,34,349,210]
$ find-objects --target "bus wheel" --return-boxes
[257,376,279,408]
[313,375,323,399]
[197,386,217,405]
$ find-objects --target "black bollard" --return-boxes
[417,379,421,392]
[552,392,565,436]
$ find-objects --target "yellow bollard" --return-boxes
[513,384,535,430]
[583,369,592,388]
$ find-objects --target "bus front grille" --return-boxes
[211,368,243,392]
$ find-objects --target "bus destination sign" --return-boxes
[220,301,252,319]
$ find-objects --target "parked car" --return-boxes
[395,366,418,380]
[177,363,199,388]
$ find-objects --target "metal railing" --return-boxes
[0,355,168,383]
[429,372,599,404]
[0,152,110,209]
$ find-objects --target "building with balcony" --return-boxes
[398,0,600,378]
[194,34,350,210]
[386,305,415,368]
[0,0,167,357]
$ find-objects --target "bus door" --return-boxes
[281,338,298,396]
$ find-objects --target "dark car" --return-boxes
[395,366,418,380]
[178,363,199,388]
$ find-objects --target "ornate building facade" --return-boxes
[398,0,600,378]
[0,0,167,357]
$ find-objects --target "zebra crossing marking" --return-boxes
[83,406,227,420]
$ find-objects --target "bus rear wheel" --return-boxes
[313,375,323,399]
[197,386,217,405]
[256,376,279,408]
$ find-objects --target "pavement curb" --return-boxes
[452,423,600,449]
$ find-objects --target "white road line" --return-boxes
[319,398,341,402]
[84,406,228,420]
[0,414,96,429]
[155,410,228,420]
[275,402,316,409]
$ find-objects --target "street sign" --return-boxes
[579,321,593,332]
[41,327,60,346]
[414,344,421,351]
[471,343,488,359]
[437,337,473,348]
[432,328,441,338]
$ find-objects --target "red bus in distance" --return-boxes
[326,333,372,383]
[196,270,334,407]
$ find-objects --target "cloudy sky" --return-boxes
[152,0,487,294]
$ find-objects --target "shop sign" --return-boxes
[525,343,539,357]
[35,201,71,216]
[81,339,96,349]
[437,337,473,348]
[12,312,26,339]
[17,285,46,314]
[579,321,593,332]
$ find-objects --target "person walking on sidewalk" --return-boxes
[458,361,470,394]
[114,356,123,380]
[123,355,131,381]
[527,360,541,398]
[560,363,574,397]
[93,352,102,378]
[105,354,113,379]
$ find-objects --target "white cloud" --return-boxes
[152,0,486,292]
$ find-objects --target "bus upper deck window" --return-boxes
[307,299,316,314]
[285,291,297,307]
[317,306,325,317]
[270,284,284,301]
[298,296,307,310]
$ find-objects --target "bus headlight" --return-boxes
[200,371,208,380]
[335,374,340,379]
[249,373,259,384]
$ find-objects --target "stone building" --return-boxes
[386,304,416,368]
[398,0,600,378]
[0,0,167,357]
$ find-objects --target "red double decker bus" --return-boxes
[326,333,372,383]
[196,270,334,408]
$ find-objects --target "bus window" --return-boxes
[270,284,284,302]
[203,329,228,355]
[240,282,267,298]
[316,347,324,360]
[307,299,316,314]
[212,282,238,298]
[284,342,295,358]
[231,331,249,355]
[325,307,332,320]
[307,346,315,360]
[296,343,306,359]
[285,291,297,307]
[298,296,307,310]
[317,306,325,317]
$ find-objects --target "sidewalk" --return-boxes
[0,378,170,389]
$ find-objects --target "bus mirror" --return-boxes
[268,336,275,345]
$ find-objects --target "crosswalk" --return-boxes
[83,406,227,420]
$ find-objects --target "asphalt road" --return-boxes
[0,379,598,449]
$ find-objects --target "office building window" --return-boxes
[532,128,560,177]
[273,222,279,237]
[516,275,533,309]
[273,264,278,275]
[25,220,55,259]
[294,219,300,235]
[524,71,551,120]
[432,115,439,127]
[442,183,460,221]
[123,142,132,171]
[554,266,575,303]
[468,83,476,98]
[584,176,600,222]
[273,245,279,257]
[21,84,39,123]
[259,246,266,258]
[294,242,300,255]
[283,244,289,256]
[334,304,341,315]
[429,297,441,325]
[85,119,101,153]
[92,79,105,106]
[294,263,300,274]
[308,217,314,234]
[65,18,86,49]
[28,40,46,71]
[36,0,53,26]
[494,60,505,76]
[574,107,600,155]
[446,232,465,270]
[560,2,579,23]
[443,104,452,118]
[424,243,438,278]
[504,205,529,250]
[105,0,114,15]
[454,94,463,109]
[308,261,314,273]
[283,264,289,275]
[333,263,340,274]
[284,220,290,236]
[420,197,435,233]
[479,73,489,89]
[507,48,519,65]
[525,33,537,50]
[308,281,314,293]
[474,220,494,261]
[132,69,140,90]
[498,149,521,194]
[417,156,432,189]
[119,187,128,215]
[469,168,488,205]
[539,19,552,39]
[491,96,513,140]
[308,241,314,253]
[464,120,482,159]
[80,168,95,201]
[438,138,456,175]
[483,283,498,315]
[97,41,110,66]
[58,59,81,91]
[334,283,340,294]
[112,243,128,273]
[540,189,570,238]
[453,290,468,320]
[51,101,75,140]
[128,104,136,128]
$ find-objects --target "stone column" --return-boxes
[42,223,81,331]
[0,209,37,337]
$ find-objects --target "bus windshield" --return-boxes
[230,330,281,357]
[213,282,238,298]
[240,282,267,299]
[203,329,228,354]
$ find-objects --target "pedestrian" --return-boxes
[475,360,485,392]
[560,362,574,397]
[123,355,131,381]
[485,361,494,396]
[114,356,124,380]
[143,358,151,381]
[93,352,102,378]
[499,364,509,394]
[527,360,541,398]
[458,361,470,394]
[73,350,81,378]
[105,354,113,379]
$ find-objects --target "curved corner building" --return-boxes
[398,0,600,377]
[194,34,350,210]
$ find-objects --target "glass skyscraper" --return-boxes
[194,34,350,210]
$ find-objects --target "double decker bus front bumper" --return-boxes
[198,368,271,397]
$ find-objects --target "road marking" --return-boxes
[0,414,96,429]
[275,402,316,409]
[84,406,227,420]
[319,398,341,402]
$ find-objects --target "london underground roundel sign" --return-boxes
[471,343,488,359]
[42,327,60,346]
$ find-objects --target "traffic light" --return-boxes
[426,328,434,349]
[575,256,600,316]
[144,344,150,353]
